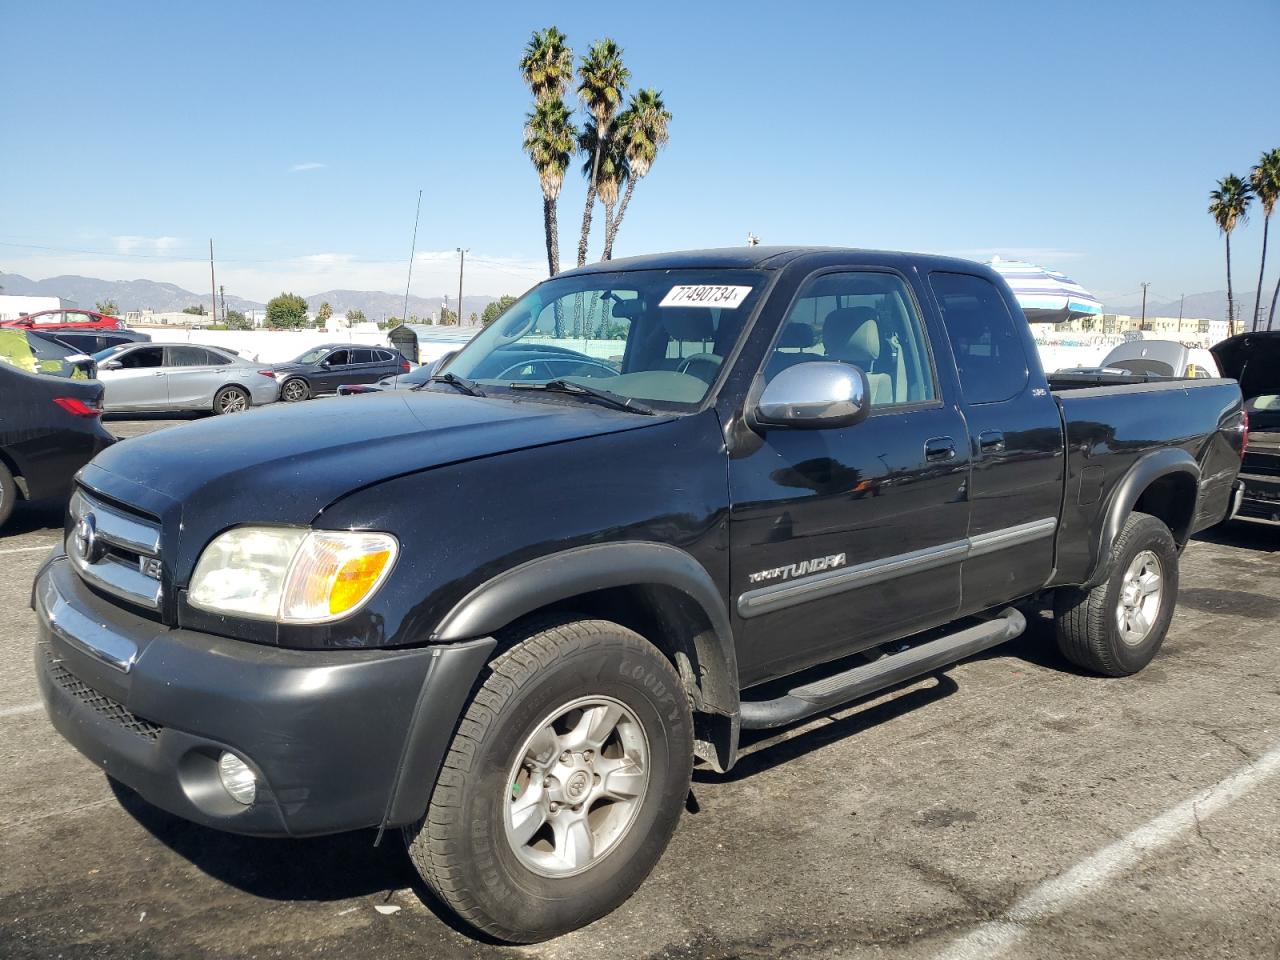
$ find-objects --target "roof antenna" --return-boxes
[746,232,760,247]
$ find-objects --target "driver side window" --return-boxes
[764,272,936,409]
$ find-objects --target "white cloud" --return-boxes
[289,162,326,172]
[947,247,1085,266]
[111,235,181,255]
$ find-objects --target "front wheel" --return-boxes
[405,618,693,943]
[280,378,310,402]
[1054,511,1179,676]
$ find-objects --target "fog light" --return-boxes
[217,751,257,805]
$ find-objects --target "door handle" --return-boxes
[925,436,956,462]
[153,371,166,376]
[979,430,1006,454]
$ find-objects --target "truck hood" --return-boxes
[80,392,669,571]
[1210,332,1280,401]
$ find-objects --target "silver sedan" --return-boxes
[93,343,280,414]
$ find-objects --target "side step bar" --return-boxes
[739,608,1027,730]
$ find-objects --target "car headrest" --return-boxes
[610,298,645,321]
[822,307,880,363]
[777,323,816,349]
[661,307,715,342]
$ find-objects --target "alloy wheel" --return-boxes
[1116,549,1163,645]
[504,696,650,878]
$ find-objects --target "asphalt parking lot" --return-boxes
[2,415,1278,960]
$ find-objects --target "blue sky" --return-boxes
[3,0,1277,309]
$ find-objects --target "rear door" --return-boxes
[100,345,166,410]
[348,348,388,384]
[927,271,1064,613]
[163,346,228,409]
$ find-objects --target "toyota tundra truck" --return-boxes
[33,248,1246,942]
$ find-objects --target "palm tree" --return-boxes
[1250,148,1280,330]
[575,39,630,267]
[1209,174,1253,335]
[523,99,577,277]
[519,27,573,104]
[603,88,671,261]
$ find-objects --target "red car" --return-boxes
[1,309,122,331]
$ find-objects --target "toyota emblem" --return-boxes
[74,513,102,563]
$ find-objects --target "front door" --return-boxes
[728,269,971,686]
[317,348,353,393]
[101,345,166,410]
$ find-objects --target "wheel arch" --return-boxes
[1088,448,1200,587]
[431,542,741,770]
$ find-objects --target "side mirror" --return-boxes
[100,359,122,370]
[752,361,871,430]
[319,361,331,369]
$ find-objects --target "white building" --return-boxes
[0,295,77,321]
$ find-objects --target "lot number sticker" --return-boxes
[659,285,753,309]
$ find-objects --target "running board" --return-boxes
[738,608,1027,730]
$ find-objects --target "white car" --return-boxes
[92,343,280,414]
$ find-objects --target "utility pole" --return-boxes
[1139,282,1150,330]
[456,248,468,326]
[219,285,226,323]
[209,239,217,324]
[1178,293,1184,322]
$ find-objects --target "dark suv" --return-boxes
[271,344,409,401]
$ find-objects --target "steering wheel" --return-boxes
[676,353,722,382]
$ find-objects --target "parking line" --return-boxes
[934,739,1280,960]
[0,543,57,556]
[0,702,43,720]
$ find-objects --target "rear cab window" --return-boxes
[929,272,1029,404]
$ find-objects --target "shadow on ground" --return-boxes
[4,498,65,535]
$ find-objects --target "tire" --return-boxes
[213,385,250,415]
[0,460,17,530]
[405,618,693,943]
[280,378,310,402]
[1054,511,1179,676]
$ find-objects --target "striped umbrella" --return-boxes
[987,256,1103,323]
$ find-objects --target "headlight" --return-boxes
[188,526,398,623]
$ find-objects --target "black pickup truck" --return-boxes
[33,248,1245,942]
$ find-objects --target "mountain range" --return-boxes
[1106,288,1274,324]
[0,273,499,321]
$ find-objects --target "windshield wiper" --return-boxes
[419,372,485,397]
[510,379,654,415]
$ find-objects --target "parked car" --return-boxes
[0,361,112,529]
[92,343,279,414]
[32,327,152,356]
[1212,331,1280,522]
[1,308,122,331]
[1055,339,1219,383]
[272,344,409,401]
[0,329,95,379]
[34,247,1244,943]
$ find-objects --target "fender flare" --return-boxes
[1088,447,1200,586]
[431,541,740,718]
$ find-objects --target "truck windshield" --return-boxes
[442,269,768,409]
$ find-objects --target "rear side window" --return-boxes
[929,272,1028,404]
[166,346,212,367]
[351,348,376,364]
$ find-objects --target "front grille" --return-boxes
[67,487,164,610]
[45,651,162,742]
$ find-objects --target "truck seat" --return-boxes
[822,308,894,405]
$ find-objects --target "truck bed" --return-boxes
[1047,376,1245,586]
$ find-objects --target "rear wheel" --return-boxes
[213,385,250,415]
[280,378,309,402]
[405,618,693,943]
[0,461,17,529]
[1054,511,1179,676]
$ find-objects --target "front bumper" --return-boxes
[34,554,493,837]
